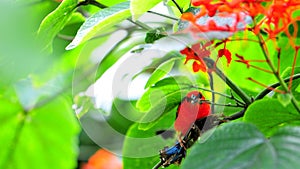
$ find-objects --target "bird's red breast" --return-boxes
[174,91,211,135]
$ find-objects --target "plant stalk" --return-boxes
[203,58,252,105]
[257,33,300,112]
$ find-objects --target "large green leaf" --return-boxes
[137,76,192,112]
[130,0,162,21]
[182,122,300,169]
[95,34,145,79]
[0,96,80,169]
[244,98,300,135]
[66,1,131,50]
[0,2,59,90]
[133,51,183,80]
[123,111,178,169]
[37,0,77,52]
[137,76,193,130]
[144,57,179,89]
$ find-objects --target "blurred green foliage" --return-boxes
[1,0,300,169]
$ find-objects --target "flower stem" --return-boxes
[255,73,300,100]
[208,72,215,114]
[147,11,178,21]
[127,19,153,31]
[203,58,252,105]
[257,33,300,112]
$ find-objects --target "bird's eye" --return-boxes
[198,93,202,99]
[190,94,198,104]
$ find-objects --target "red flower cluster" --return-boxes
[188,0,300,40]
[180,40,234,72]
[180,42,211,72]
[263,0,300,42]
[181,0,257,33]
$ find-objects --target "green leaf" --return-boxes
[281,67,300,78]
[107,99,144,134]
[137,76,193,130]
[66,1,131,50]
[96,35,145,79]
[0,96,80,169]
[145,58,178,89]
[130,0,162,21]
[171,0,190,10]
[286,20,300,37]
[145,27,167,43]
[166,0,190,16]
[244,98,300,136]
[73,94,94,119]
[0,2,59,90]
[277,93,292,107]
[137,76,192,112]
[296,84,300,93]
[123,111,178,169]
[133,51,183,80]
[37,0,77,52]
[280,67,300,101]
[182,122,300,169]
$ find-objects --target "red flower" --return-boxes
[234,53,271,73]
[264,0,300,42]
[180,43,211,72]
[218,48,232,66]
[192,58,207,72]
[235,54,250,68]
[82,149,122,169]
[190,0,300,42]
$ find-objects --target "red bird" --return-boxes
[174,91,211,136]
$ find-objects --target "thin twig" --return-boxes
[182,85,233,99]
[255,73,300,100]
[247,77,285,94]
[249,65,274,74]
[229,90,246,106]
[127,18,153,30]
[147,11,178,21]
[288,47,299,91]
[201,100,245,108]
[152,161,163,169]
[57,34,74,41]
[277,48,281,73]
[224,109,246,120]
[171,0,183,14]
[76,0,106,8]
[208,72,215,114]
[224,73,300,121]
[203,57,252,105]
[256,32,300,112]
[182,84,245,105]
